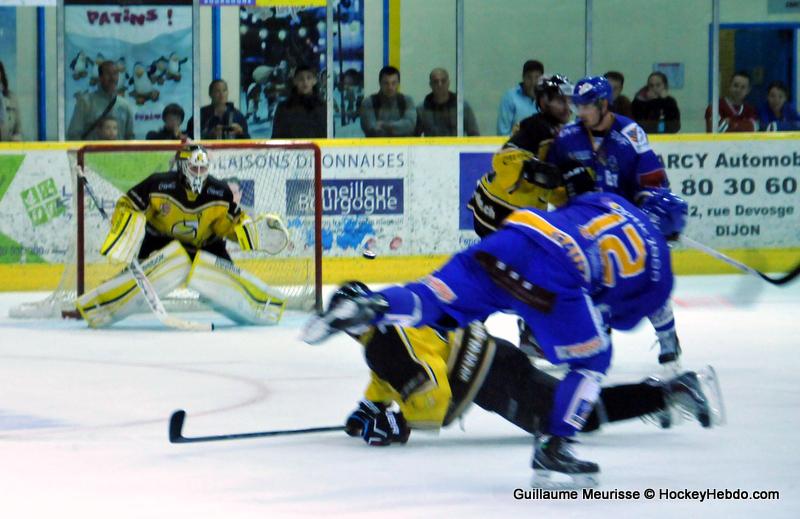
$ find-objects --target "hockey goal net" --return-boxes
[10,141,322,319]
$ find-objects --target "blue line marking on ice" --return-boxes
[0,410,68,431]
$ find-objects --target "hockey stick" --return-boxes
[681,235,800,286]
[168,410,343,444]
[79,173,213,331]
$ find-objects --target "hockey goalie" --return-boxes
[76,143,289,327]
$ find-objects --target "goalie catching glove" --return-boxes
[99,207,146,264]
[345,399,410,446]
[234,213,290,255]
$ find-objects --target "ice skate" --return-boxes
[531,436,599,489]
[665,366,726,428]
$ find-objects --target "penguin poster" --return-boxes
[63,0,193,140]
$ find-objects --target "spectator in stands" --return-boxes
[359,66,416,137]
[497,59,544,135]
[271,64,326,138]
[146,103,186,140]
[415,67,479,137]
[604,70,633,118]
[758,81,800,132]
[67,60,135,140]
[186,79,250,139]
[0,60,22,141]
[632,71,681,134]
[96,116,119,140]
[705,71,757,132]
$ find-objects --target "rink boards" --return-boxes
[0,133,798,289]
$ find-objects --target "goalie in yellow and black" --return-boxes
[76,143,290,328]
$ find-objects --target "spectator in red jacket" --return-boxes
[705,71,757,133]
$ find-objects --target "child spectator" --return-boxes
[96,116,119,140]
[271,64,326,138]
[758,81,800,132]
[146,103,186,140]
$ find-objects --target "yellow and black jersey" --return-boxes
[119,170,244,250]
[358,325,454,429]
[467,113,566,237]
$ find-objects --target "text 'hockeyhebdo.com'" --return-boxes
[513,488,780,502]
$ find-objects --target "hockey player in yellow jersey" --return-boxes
[76,143,288,327]
[331,290,722,452]
[467,74,574,237]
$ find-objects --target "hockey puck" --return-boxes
[362,249,377,260]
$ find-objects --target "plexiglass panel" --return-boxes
[463,0,586,137]
[592,0,713,134]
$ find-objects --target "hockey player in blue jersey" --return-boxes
[304,165,688,487]
[548,75,682,367]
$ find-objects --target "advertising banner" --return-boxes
[64,0,193,140]
[654,139,800,249]
[0,136,797,268]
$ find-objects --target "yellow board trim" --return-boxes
[2,132,799,153]
[254,0,326,6]
[1,249,798,291]
[388,0,402,70]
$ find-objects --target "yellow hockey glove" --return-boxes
[100,207,146,264]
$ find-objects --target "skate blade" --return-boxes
[697,365,726,427]
[531,469,599,489]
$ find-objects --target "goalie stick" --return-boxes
[79,172,213,331]
[681,235,800,286]
[168,410,343,443]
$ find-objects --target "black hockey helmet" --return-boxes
[534,74,574,110]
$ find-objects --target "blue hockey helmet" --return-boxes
[572,76,613,105]
[639,189,688,240]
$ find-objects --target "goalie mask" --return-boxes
[177,144,210,194]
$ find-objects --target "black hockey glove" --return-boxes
[521,158,561,188]
[302,281,389,344]
[345,399,410,446]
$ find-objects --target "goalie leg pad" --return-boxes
[186,250,286,325]
[442,321,497,426]
[76,240,191,328]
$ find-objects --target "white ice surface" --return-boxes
[1,275,798,518]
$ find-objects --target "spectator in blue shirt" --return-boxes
[758,81,800,132]
[496,60,544,136]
